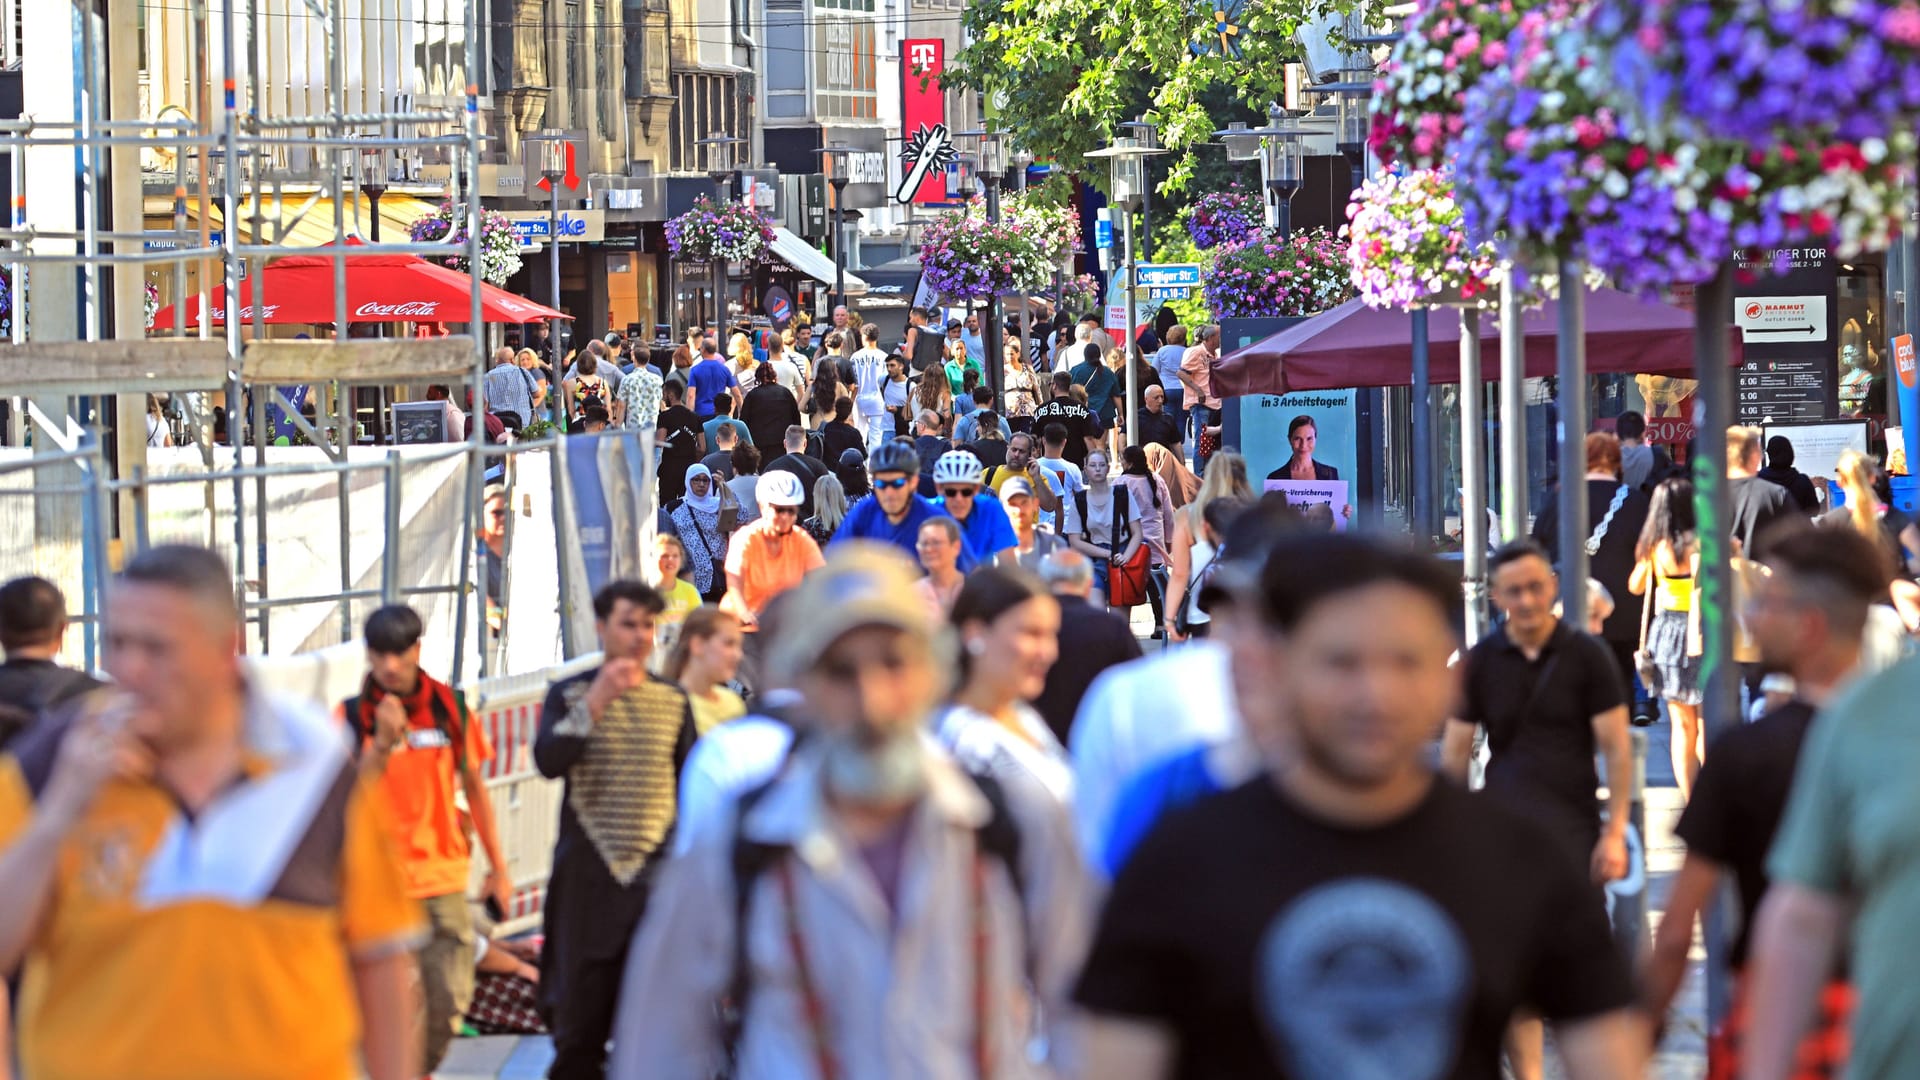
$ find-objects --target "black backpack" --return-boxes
[718,767,1027,1069]
[342,687,469,771]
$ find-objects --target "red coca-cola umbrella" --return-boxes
[151,247,569,330]
[1212,288,1739,397]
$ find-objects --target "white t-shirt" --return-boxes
[1036,456,1085,533]
[770,357,806,405]
[932,703,1074,809]
[1081,484,1141,547]
[672,713,796,855]
[850,348,890,412]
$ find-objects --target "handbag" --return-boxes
[1106,486,1151,606]
[1631,558,1662,693]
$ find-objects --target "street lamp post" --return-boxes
[960,128,1009,408]
[1087,135,1167,449]
[358,135,392,243]
[1216,106,1305,241]
[815,141,854,323]
[531,133,568,429]
[697,132,746,331]
[1118,118,1157,261]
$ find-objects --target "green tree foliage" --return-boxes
[949,0,1353,191]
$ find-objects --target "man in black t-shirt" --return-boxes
[655,382,706,505]
[0,576,101,749]
[1030,370,1102,468]
[762,424,830,519]
[1076,533,1641,1080]
[1642,524,1882,1073]
[1440,540,1632,1080]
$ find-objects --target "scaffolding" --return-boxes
[0,0,530,681]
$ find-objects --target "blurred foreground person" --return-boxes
[1643,524,1883,1078]
[1075,534,1643,1079]
[609,544,1089,1079]
[0,575,100,748]
[0,545,421,1080]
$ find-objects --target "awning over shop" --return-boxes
[141,192,442,248]
[766,226,868,296]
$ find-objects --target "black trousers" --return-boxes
[540,858,654,1080]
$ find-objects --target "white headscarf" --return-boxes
[683,463,721,515]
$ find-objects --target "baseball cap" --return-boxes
[999,476,1036,501]
[768,544,949,684]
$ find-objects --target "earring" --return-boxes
[966,639,986,656]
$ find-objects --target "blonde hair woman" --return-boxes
[1163,451,1251,641]
[728,332,755,377]
[516,348,550,410]
[1826,447,1920,628]
[662,605,746,735]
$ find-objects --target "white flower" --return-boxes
[1862,137,1888,164]
[1602,172,1629,199]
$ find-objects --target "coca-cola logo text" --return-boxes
[355,301,442,318]
[208,304,281,320]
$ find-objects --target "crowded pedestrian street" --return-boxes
[6,0,1920,1077]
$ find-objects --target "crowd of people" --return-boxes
[8,396,1920,1080]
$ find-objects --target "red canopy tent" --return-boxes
[150,247,569,330]
[1212,287,1741,397]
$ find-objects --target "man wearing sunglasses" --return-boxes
[933,449,1018,570]
[828,440,971,569]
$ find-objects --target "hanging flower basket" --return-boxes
[1455,10,1911,295]
[1344,169,1499,309]
[1186,189,1261,250]
[1056,273,1101,307]
[919,205,1057,302]
[1202,228,1351,319]
[0,266,12,339]
[1003,193,1081,266]
[1370,0,1571,169]
[665,196,776,264]
[408,201,526,286]
[1590,0,1920,150]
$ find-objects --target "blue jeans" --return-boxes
[1163,385,1187,449]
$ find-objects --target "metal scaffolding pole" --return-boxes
[1555,261,1589,630]
[1460,307,1488,640]
[1499,269,1528,542]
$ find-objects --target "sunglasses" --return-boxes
[941,487,978,500]
[873,476,914,491]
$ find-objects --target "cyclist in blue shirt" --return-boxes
[932,449,1018,569]
[830,440,969,568]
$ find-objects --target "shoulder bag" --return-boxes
[1106,485,1150,607]
[1631,558,1662,693]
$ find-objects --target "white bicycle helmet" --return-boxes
[756,470,807,507]
[932,449,985,487]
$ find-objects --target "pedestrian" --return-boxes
[952,386,1008,444]
[1031,550,1142,745]
[1003,338,1040,429]
[1615,410,1675,490]
[1728,424,1801,559]
[802,472,848,547]
[565,340,626,398]
[943,334,984,399]
[1180,325,1224,475]
[721,471,826,692]
[848,324,892,448]
[1441,539,1634,1080]
[833,446,870,501]
[649,533,703,658]
[882,353,913,438]
[656,381,706,505]
[1627,477,1705,797]
[933,449,1019,569]
[1032,369,1103,469]
[726,444,765,527]
[985,430,1063,518]
[1154,325,1189,442]
[0,576,101,748]
[762,424,830,520]
[904,305,945,375]
[1090,498,1301,880]
[534,580,697,1080]
[820,396,866,463]
[1121,444,1176,634]
[346,604,512,1074]
[1163,451,1252,643]
[700,384,752,450]
[562,350,613,430]
[1145,441,1200,511]
[1136,385,1182,453]
[663,605,747,736]
[828,440,959,563]
[1643,523,1884,1078]
[669,464,736,602]
[933,564,1070,804]
[608,545,1090,1079]
[702,420,741,481]
[1005,476,1070,571]
[611,348,663,432]
[913,516,968,614]
[768,334,807,411]
[962,311,986,365]
[1535,432,1655,725]
[687,339,741,420]
[968,411,1010,471]
[0,545,420,1080]
[913,359,954,433]
[913,409,953,498]
[1758,435,1821,512]
[485,345,540,431]
[1074,533,1643,1079]
[1071,448,1146,614]
[1035,422,1089,534]
[741,363,802,457]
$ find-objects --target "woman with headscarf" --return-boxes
[1144,440,1200,511]
[669,463,735,602]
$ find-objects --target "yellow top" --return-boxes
[1655,567,1694,612]
[688,685,748,736]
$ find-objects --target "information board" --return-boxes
[1738,356,1830,423]
[1761,418,1869,482]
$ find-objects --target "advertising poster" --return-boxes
[1895,334,1917,474]
[1236,390,1359,492]
[560,431,657,653]
[1263,478,1351,532]
[898,40,949,205]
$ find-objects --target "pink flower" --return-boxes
[1505,128,1532,152]
[1483,40,1508,65]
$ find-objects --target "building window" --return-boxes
[670,71,740,170]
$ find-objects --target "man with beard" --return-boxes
[1076,533,1642,1079]
[535,581,697,1079]
[1643,523,1882,1078]
[608,544,1089,1078]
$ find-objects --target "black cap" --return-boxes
[1197,496,1304,613]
